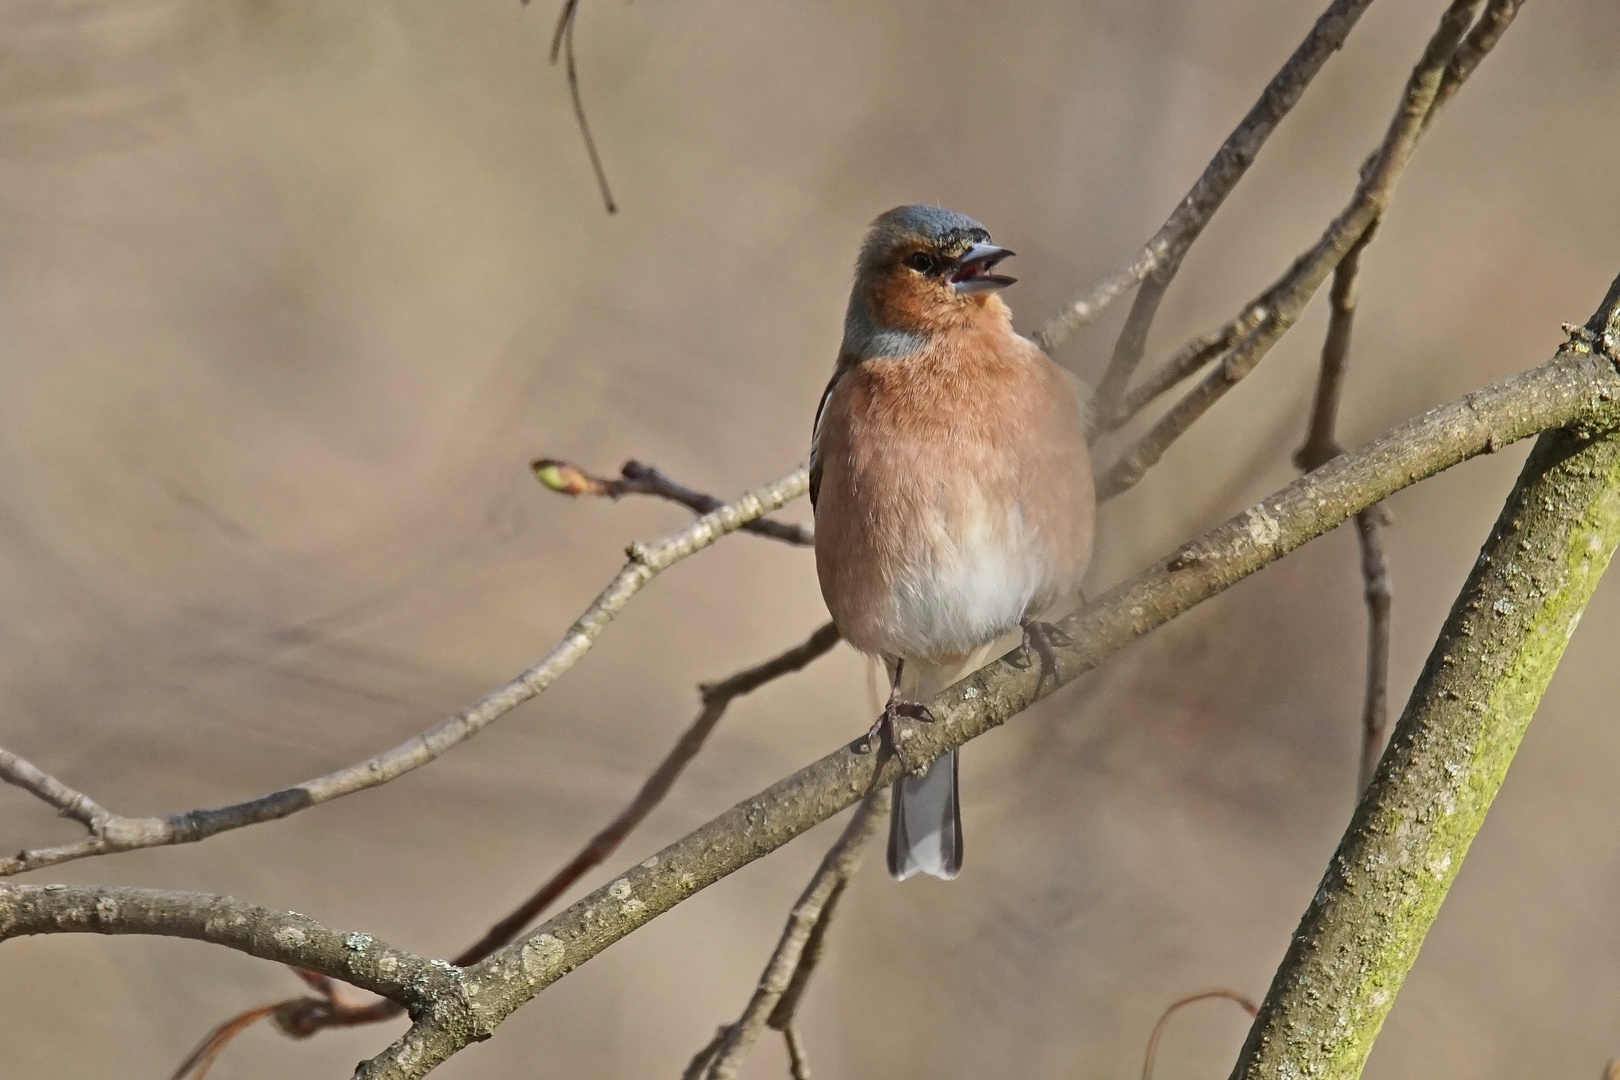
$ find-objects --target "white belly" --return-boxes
[878,499,1052,661]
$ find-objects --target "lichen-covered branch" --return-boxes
[352,299,1620,1079]
[1036,0,1377,363]
[1,466,809,878]
[0,884,452,1014]
[1230,288,1620,1080]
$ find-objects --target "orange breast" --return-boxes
[813,327,1094,662]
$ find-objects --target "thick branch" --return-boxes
[1230,289,1620,1080]
[1,466,810,878]
[1039,0,1377,366]
[0,884,453,1015]
[534,458,813,546]
[355,305,1620,1078]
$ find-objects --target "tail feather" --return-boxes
[888,748,962,880]
[883,643,1003,882]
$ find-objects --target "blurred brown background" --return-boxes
[3,1,1619,1077]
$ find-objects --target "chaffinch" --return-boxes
[810,205,1096,880]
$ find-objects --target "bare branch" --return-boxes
[1100,0,1489,500]
[166,622,841,1075]
[1231,288,1620,1079]
[534,458,814,546]
[355,310,1620,1079]
[1,466,810,878]
[1288,218,1396,795]
[1141,989,1258,1080]
[1353,508,1393,793]
[1433,0,1524,111]
[0,884,451,1012]
[451,621,840,967]
[0,746,111,830]
[1037,0,1377,364]
[546,0,617,214]
[692,787,889,1080]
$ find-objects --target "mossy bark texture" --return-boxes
[1231,315,1620,1080]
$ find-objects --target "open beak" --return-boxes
[951,242,1016,294]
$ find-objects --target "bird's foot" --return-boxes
[1012,620,1070,693]
[859,696,934,770]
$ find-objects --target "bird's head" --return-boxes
[844,205,1016,358]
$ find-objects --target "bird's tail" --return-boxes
[886,646,1000,882]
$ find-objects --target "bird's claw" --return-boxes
[1012,620,1068,692]
[858,697,934,770]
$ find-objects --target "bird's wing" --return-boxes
[808,365,845,511]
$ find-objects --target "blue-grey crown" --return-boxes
[860,205,992,268]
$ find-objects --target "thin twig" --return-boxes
[0,466,810,877]
[1353,508,1393,793]
[1099,0,1509,500]
[691,787,890,1080]
[355,319,1620,1078]
[1140,989,1258,1080]
[546,0,617,214]
[1433,0,1524,112]
[534,458,813,546]
[452,621,840,966]
[167,622,842,1074]
[781,1023,811,1080]
[1037,0,1378,365]
[1289,218,1397,795]
[0,746,111,829]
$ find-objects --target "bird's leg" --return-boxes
[1013,619,1070,693]
[862,659,933,763]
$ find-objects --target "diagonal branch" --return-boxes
[1037,0,1378,383]
[165,622,842,1076]
[689,786,890,1080]
[1230,285,1620,1079]
[0,747,112,830]
[0,466,810,878]
[354,292,1620,1078]
[1099,0,1489,498]
[534,458,813,546]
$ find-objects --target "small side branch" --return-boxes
[0,747,111,830]
[534,458,813,546]
[545,0,617,214]
[1039,0,1378,375]
[689,787,890,1080]
[1101,0,1516,499]
[1353,508,1392,793]
[1,466,810,878]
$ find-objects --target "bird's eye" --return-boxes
[906,252,937,274]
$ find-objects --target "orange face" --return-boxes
[852,207,1017,337]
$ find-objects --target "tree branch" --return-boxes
[1230,284,1620,1080]
[0,746,112,830]
[690,787,890,1080]
[1100,0,1512,493]
[533,458,813,546]
[1038,0,1377,380]
[0,884,453,1015]
[165,621,843,1075]
[0,466,810,878]
[353,293,1620,1078]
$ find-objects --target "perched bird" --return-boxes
[810,205,1096,881]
